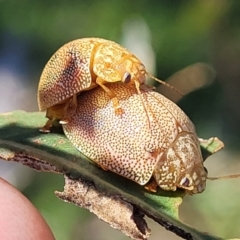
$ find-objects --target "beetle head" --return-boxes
[153,132,207,194]
[116,56,146,85]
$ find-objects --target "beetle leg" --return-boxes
[91,160,109,171]
[144,179,158,192]
[96,77,124,115]
[99,164,109,171]
[39,119,52,133]
[59,94,78,124]
[39,96,77,132]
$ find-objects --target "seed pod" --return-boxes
[63,83,207,194]
[37,38,149,132]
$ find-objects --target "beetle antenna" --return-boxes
[135,81,151,130]
[207,174,240,180]
[147,72,184,96]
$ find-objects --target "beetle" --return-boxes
[37,37,176,132]
[62,83,207,194]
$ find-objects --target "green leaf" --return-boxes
[0,111,227,240]
[199,137,224,161]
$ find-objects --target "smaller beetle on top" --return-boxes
[38,37,172,132]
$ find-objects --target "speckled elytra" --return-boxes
[62,83,207,194]
[37,37,177,132]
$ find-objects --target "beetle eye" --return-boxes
[180,177,190,187]
[122,72,131,83]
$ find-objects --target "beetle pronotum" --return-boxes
[63,83,207,194]
[37,37,180,132]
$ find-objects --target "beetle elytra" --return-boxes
[37,37,179,132]
[63,83,207,194]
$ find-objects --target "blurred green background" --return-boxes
[1,0,240,239]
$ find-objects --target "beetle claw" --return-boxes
[39,119,52,133]
[112,97,125,115]
[39,128,51,133]
[99,164,109,171]
[114,107,125,116]
[144,179,158,192]
[59,119,69,125]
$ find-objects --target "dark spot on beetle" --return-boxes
[60,52,82,84]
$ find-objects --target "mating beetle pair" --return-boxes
[37,37,207,194]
